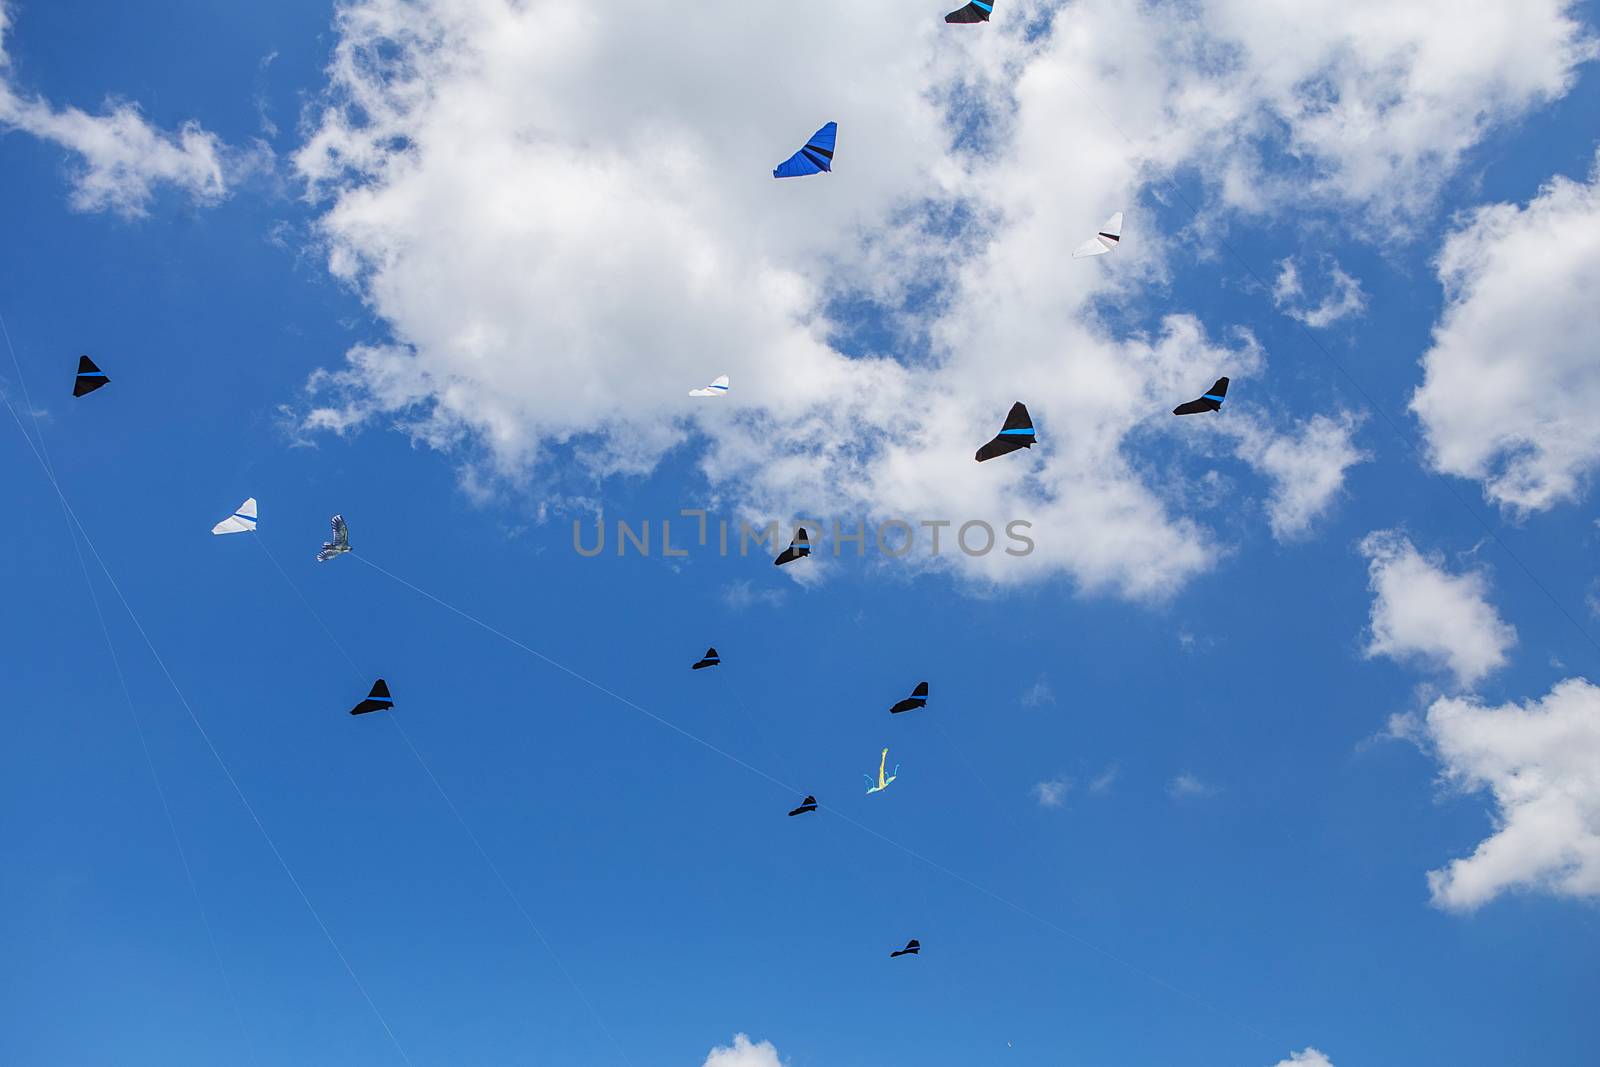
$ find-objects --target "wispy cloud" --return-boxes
[1273,257,1367,328]
[1088,764,1119,794]
[1021,675,1055,708]
[1033,778,1069,808]
[1168,773,1218,801]
[721,580,786,611]
[0,0,252,217]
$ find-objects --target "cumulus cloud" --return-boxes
[1033,778,1069,808]
[1412,151,1600,512]
[1421,678,1600,911]
[288,0,1594,599]
[1269,1050,1335,1067]
[1232,411,1368,540]
[1272,258,1367,328]
[702,1033,783,1067]
[1358,531,1516,688]
[0,0,239,216]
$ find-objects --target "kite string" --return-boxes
[253,537,634,1067]
[0,310,255,1059]
[1037,41,1600,663]
[0,381,413,1066]
[717,669,795,790]
[352,551,1281,1047]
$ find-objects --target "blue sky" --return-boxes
[3,2,1600,1065]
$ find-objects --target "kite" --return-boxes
[1071,212,1123,258]
[865,747,899,795]
[350,679,394,716]
[211,498,257,535]
[945,0,992,22]
[774,528,811,566]
[1172,376,1229,415]
[975,402,1035,461]
[316,514,350,562]
[72,356,109,397]
[773,122,837,179]
[889,681,929,714]
[691,647,721,670]
[788,795,818,816]
[890,939,921,957]
[689,375,730,398]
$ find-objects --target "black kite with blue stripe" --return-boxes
[773,122,837,179]
[945,0,993,22]
[975,402,1035,461]
[350,679,394,716]
[788,795,818,816]
[774,528,811,565]
[1172,377,1229,415]
[73,355,109,397]
[889,681,929,714]
[692,647,721,670]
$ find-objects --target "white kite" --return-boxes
[689,374,730,398]
[212,497,257,535]
[1071,212,1122,258]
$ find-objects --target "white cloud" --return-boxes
[0,1,239,216]
[1358,531,1516,688]
[288,0,1595,599]
[1168,773,1218,800]
[721,580,786,612]
[1421,678,1600,911]
[1411,151,1600,512]
[1088,764,1119,794]
[1272,257,1367,328]
[1021,675,1055,708]
[1033,778,1069,808]
[702,1033,783,1067]
[1269,1050,1335,1067]
[1232,411,1368,540]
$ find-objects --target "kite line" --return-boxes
[0,310,255,1060]
[252,536,635,1067]
[0,340,414,1066]
[351,550,1282,1047]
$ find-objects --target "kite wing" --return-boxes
[1172,376,1229,416]
[774,527,811,566]
[773,122,837,179]
[975,401,1036,461]
[689,374,730,398]
[212,497,258,535]
[891,939,921,957]
[788,795,818,816]
[350,679,394,716]
[691,647,721,669]
[317,514,350,562]
[945,0,992,22]
[1071,212,1123,258]
[73,355,109,397]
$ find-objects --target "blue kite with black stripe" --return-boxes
[773,121,838,179]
